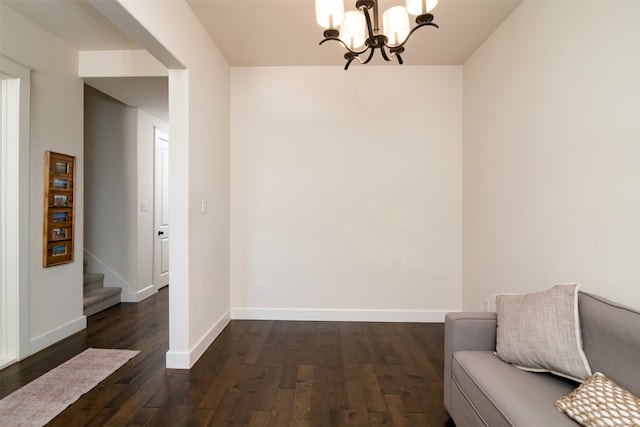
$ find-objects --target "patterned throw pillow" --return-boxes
[495,283,592,381]
[556,372,640,426]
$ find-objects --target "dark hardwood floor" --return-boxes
[0,287,455,426]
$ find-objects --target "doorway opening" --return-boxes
[0,56,30,369]
[154,128,169,291]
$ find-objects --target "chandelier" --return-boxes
[315,0,439,70]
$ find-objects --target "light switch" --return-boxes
[201,199,207,213]
[141,201,149,212]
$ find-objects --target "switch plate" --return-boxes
[201,199,207,213]
[141,201,149,212]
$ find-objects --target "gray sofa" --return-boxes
[444,291,640,426]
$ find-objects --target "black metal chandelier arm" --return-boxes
[379,45,391,62]
[344,51,359,70]
[344,57,356,70]
[384,20,439,51]
[319,37,369,56]
[360,5,376,41]
[360,45,376,64]
[344,46,376,70]
[383,47,403,65]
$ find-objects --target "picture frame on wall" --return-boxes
[53,194,69,207]
[51,242,68,257]
[54,161,69,174]
[53,177,69,189]
[51,227,70,241]
[43,151,75,267]
[52,210,69,223]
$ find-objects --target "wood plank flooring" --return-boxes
[0,288,455,426]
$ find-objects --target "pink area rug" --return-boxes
[0,348,139,426]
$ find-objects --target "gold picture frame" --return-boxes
[43,151,75,267]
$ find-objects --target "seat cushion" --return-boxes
[452,351,579,426]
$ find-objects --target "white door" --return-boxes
[153,129,169,290]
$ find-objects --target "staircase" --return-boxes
[83,260,122,316]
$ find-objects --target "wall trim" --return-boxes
[230,307,453,323]
[165,309,231,369]
[29,315,86,355]
[165,349,189,370]
[1,54,32,361]
[122,284,156,303]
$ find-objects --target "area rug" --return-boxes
[0,348,139,426]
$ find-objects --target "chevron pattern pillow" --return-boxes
[556,372,640,426]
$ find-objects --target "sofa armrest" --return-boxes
[443,312,497,412]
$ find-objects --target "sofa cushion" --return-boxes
[495,284,591,381]
[555,372,640,426]
[452,351,578,426]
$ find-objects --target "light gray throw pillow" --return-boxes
[495,284,592,382]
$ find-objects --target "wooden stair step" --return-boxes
[83,286,122,317]
[83,272,104,284]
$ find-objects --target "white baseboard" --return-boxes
[165,350,189,369]
[122,284,156,303]
[230,307,452,323]
[0,357,19,370]
[29,315,87,355]
[165,310,231,369]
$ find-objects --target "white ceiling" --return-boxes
[84,76,170,123]
[187,0,522,67]
[5,0,523,119]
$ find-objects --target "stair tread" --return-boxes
[83,273,104,285]
[83,291,121,316]
[83,286,122,306]
[84,286,121,297]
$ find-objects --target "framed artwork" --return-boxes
[51,227,70,241]
[49,241,70,257]
[43,151,75,267]
[52,194,69,207]
[49,208,72,225]
[53,177,69,190]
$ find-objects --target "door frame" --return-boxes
[0,55,31,368]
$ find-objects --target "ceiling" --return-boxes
[5,0,523,119]
[187,0,522,67]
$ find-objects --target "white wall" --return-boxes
[0,3,86,353]
[107,0,231,368]
[463,1,640,310]
[84,85,137,293]
[231,66,463,321]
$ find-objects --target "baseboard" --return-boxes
[122,284,156,303]
[0,357,18,370]
[29,315,87,355]
[230,307,452,323]
[165,310,231,369]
